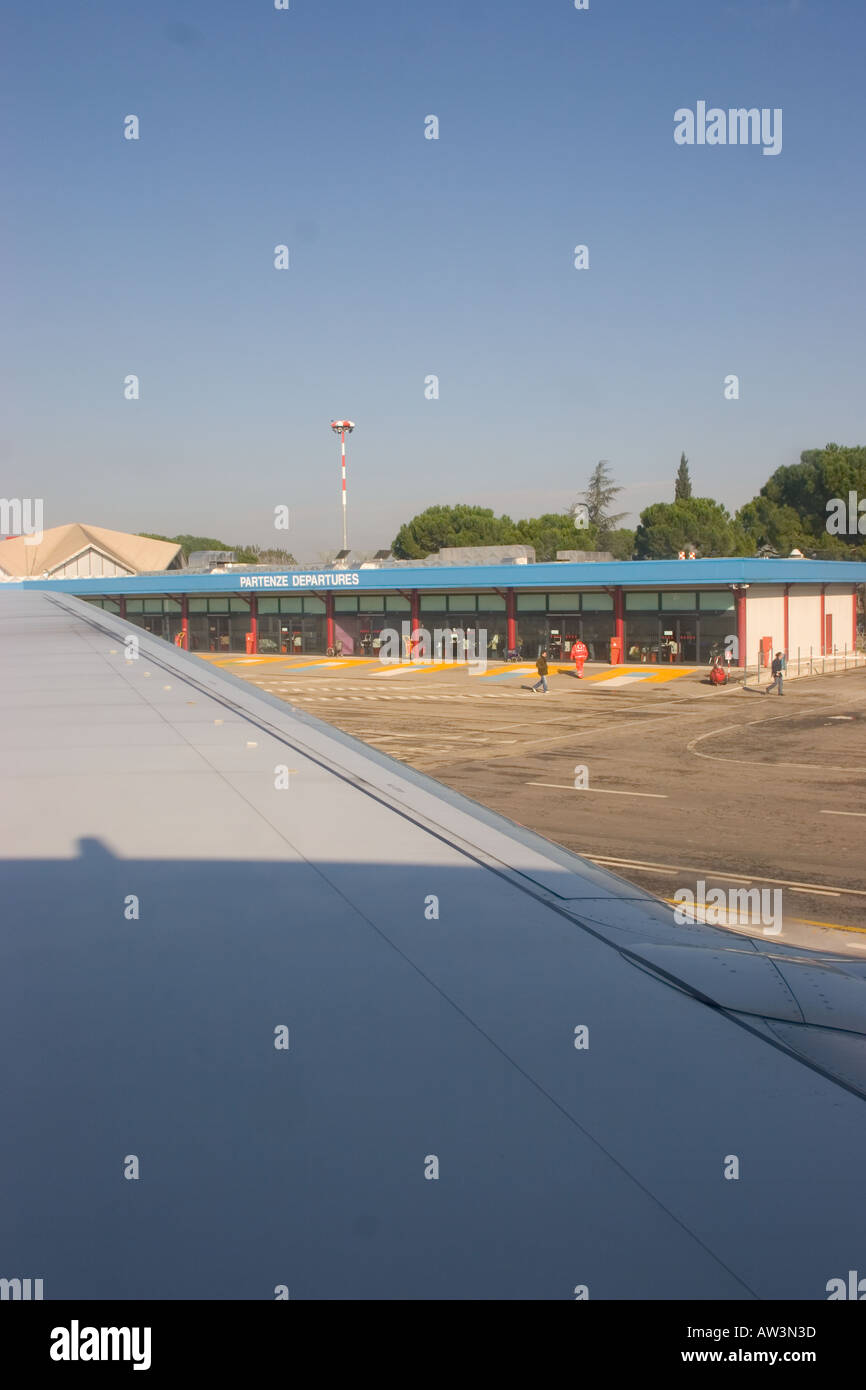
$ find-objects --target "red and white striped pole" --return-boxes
[341,428,347,552]
[330,420,355,554]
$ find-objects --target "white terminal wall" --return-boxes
[824,585,856,650]
[786,585,822,658]
[745,586,785,661]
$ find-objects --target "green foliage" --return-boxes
[391,505,519,559]
[634,498,753,559]
[138,534,296,564]
[514,512,600,562]
[577,460,627,541]
[675,453,692,501]
[737,444,866,559]
[606,528,636,560]
[233,544,297,565]
[139,533,232,557]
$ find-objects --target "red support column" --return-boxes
[854,592,859,651]
[506,588,517,652]
[326,592,335,652]
[411,589,420,640]
[118,595,126,620]
[820,586,826,655]
[783,585,789,653]
[249,594,258,653]
[614,586,624,663]
[735,587,747,668]
[181,594,189,650]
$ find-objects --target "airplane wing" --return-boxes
[2,588,865,1300]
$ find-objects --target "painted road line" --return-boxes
[820,809,866,818]
[527,783,668,798]
[687,692,866,770]
[659,898,866,936]
[477,665,537,677]
[584,667,653,681]
[586,675,650,690]
[368,664,440,678]
[583,853,866,898]
[475,667,547,680]
[790,887,841,897]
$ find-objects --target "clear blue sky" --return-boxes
[3,0,864,559]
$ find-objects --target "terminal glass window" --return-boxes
[626,592,659,610]
[699,592,735,611]
[548,592,579,612]
[580,593,613,611]
[478,596,507,659]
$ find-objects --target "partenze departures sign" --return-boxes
[239,573,361,589]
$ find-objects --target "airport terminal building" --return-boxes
[13,556,866,667]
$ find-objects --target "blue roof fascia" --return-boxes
[11,557,866,596]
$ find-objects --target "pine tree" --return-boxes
[675,453,692,501]
[577,460,627,542]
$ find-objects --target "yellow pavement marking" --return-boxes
[585,853,866,898]
[197,654,376,668]
[368,662,458,678]
[640,668,698,683]
[477,664,537,675]
[583,666,692,683]
[660,897,866,936]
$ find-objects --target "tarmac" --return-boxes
[202,652,866,953]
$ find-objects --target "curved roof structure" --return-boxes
[0,523,182,579]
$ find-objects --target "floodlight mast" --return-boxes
[330,420,356,554]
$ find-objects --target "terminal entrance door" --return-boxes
[659,617,697,663]
[207,616,232,652]
[280,619,321,655]
[546,616,580,661]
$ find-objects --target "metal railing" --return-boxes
[744,643,865,686]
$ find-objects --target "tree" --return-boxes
[675,453,692,501]
[235,545,297,565]
[139,533,233,557]
[734,496,811,557]
[576,461,627,544]
[634,498,753,559]
[606,528,636,560]
[138,534,296,564]
[391,505,519,559]
[737,444,866,559]
[514,511,599,562]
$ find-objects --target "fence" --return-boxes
[743,643,865,686]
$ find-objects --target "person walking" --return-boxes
[570,637,589,678]
[765,651,785,695]
[530,650,549,693]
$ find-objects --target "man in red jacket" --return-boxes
[570,638,589,678]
